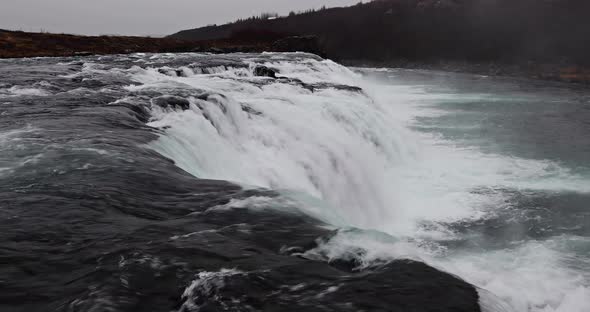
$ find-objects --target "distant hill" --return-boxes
[170,0,590,66]
[0,29,199,58]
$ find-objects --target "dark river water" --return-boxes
[1,53,588,312]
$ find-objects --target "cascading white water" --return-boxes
[121,53,590,312]
[137,57,420,231]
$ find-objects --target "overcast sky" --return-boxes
[1,0,360,36]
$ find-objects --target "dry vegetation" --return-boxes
[0,30,202,58]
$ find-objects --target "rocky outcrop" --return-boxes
[152,96,191,110]
[253,65,278,78]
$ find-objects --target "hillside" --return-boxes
[0,30,201,58]
[0,29,313,59]
[170,0,590,81]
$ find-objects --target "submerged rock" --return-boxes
[253,65,278,78]
[306,82,364,93]
[153,96,191,110]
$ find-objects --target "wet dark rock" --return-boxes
[326,260,481,312]
[208,47,225,54]
[193,92,229,114]
[153,96,191,110]
[275,77,364,93]
[171,257,481,312]
[307,83,364,93]
[158,68,172,76]
[241,105,263,116]
[253,65,277,78]
[111,101,152,123]
[156,67,192,78]
[274,76,304,86]
[157,67,187,77]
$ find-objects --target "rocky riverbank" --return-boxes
[0,29,198,58]
[344,60,590,85]
[0,29,322,59]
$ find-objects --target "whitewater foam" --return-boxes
[0,85,50,98]
[303,228,589,312]
[179,269,244,312]
[0,127,44,177]
[137,54,590,312]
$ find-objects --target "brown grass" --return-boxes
[0,29,214,58]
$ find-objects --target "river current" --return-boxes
[1,53,588,312]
